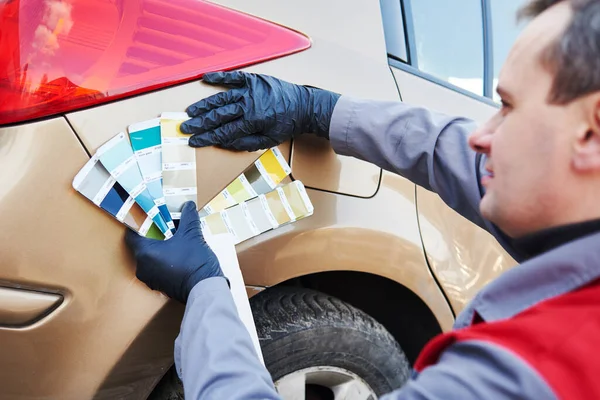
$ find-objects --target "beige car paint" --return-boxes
[0,0,517,398]
[0,119,182,399]
[237,173,455,332]
[391,70,498,122]
[291,133,382,198]
[391,68,517,313]
[216,0,400,199]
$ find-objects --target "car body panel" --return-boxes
[291,125,382,198]
[0,118,180,399]
[416,188,517,313]
[216,0,394,199]
[237,173,455,332]
[93,300,184,400]
[216,0,389,63]
[391,68,498,122]
[391,67,517,313]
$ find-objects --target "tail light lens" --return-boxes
[0,0,310,125]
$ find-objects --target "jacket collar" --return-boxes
[511,218,600,260]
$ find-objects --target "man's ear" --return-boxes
[573,93,600,172]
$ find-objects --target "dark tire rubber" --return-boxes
[251,286,411,396]
[148,366,183,400]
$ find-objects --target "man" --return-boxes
[125,0,600,398]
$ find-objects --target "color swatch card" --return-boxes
[200,181,314,245]
[72,156,165,240]
[74,111,313,245]
[252,146,293,191]
[200,147,292,216]
[128,118,175,232]
[160,112,196,220]
[97,132,173,239]
[204,233,264,364]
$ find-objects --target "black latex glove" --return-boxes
[180,71,341,151]
[125,201,224,303]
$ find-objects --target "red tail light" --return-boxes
[0,0,310,125]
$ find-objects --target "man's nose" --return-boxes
[468,116,496,154]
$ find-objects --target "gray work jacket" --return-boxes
[174,96,600,399]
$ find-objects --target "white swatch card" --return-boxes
[204,233,264,365]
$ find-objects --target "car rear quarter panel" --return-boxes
[0,118,182,399]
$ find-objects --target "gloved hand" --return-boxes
[180,71,341,151]
[125,201,224,303]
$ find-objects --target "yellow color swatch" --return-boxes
[203,212,229,235]
[227,176,254,203]
[205,190,236,213]
[264,190,292,225]
[200,181,314,245]
[282,181,311,218]
[160,113,190,139]
[255,148,290,187]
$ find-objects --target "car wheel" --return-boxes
[251,286,411,399]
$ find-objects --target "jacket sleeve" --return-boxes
[173,277,280,400]
[329,96,487,230]
[381,341,557,400]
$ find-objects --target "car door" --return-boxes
[380,0,526,313]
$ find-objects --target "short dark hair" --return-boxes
[519,0,600,104]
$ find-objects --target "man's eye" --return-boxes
[500,100,511,115]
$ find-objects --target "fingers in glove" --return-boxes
[186,88,244,117]
[135,262,159,292]
[188,119,249,148]
[176,201,201,236]
[202,71,249,87]
[227,135,280,152]
[125,228,151,256]
[181,103,244,135]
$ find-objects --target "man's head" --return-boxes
[468,0,600,238]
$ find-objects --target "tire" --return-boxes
[147,366,183,400]
[251,286,411,398]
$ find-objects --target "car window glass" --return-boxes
[490,0,527,102]
[410,0,484,96]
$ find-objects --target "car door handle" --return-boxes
[0,286,63,327]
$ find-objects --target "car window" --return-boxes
[490,0,527,101]
[409,0,484,96]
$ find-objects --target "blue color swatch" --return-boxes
[129,119,175,232]
[130,124,161,149]
[100,182,129,215]
[98,132,172,238]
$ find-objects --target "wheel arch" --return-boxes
[257,270,443,364]
[239,225,455,338]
